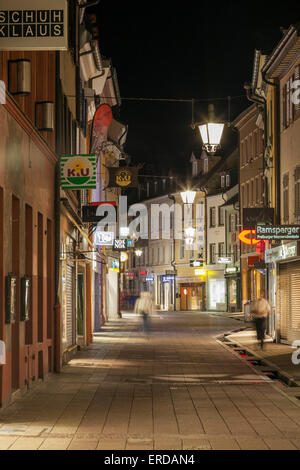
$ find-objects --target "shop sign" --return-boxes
[238,230,260,245]
[247,256,260,268]
[195,268,206,276]
[107,166,139,188]
[91,104,113,155]
[145,276,154,282]
[61,154,96,189]
[162,275,175,282]
[225,267,239,274]
[140,270,147,276]
[190,260,203,267]
[82,202,116,223]
[120,252,128,263]
[265,241,299,263]
[126,240,135,248]
[0,0,68,50]
[255,225,300,241]
[217,257,232,264]
[94,231,114,246]
[111,260,119,272]
[113,239,127,251]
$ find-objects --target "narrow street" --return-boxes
[1,313,300,450]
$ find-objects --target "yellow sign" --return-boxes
[116,169,132,187]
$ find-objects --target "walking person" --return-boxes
[134,291,153,336]
[251,291,271,350]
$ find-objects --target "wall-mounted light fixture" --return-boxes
[35,101,54,131]
[8,59,31,96]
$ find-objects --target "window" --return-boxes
[221,175,225,188]
[226,174,231,187]
[204,158,209,174]
[210,243,216,264]
[246,183,249,207]
[157,247,160,264]
[180,239,185,260]
[229,214,236,233]
[218,206,224,226]
[218,242,225,257]
[295,167,300,220]
[210,207,216,227]
[255,178,259,204]
[254,131,258,157]
[251,180,254,206]
[283,173,289,223]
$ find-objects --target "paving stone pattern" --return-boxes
[1,312,300,450]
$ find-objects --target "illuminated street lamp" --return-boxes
[198,104,224,154]
[180,190,196,204]
[135,249,143,257]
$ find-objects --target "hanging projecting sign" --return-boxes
[94,231,114,247]
[91,104,113,156]
[113,239,127,251]
[108,167,139,188]
[238,230,260,246]
[60,154,96,190]
[0,0,68,50]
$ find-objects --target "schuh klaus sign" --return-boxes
[0,0,68,51]
[60,154,96,190]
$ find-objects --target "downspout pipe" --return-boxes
[261,69,280,224]
[244,82,268,207]
[168,194,177,311]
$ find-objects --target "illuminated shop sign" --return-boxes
[162,275,175,282]
[238,230,260,245]
[195,268,206,276]
[265,241,299,263]
[0,0,68,50]
[217,257,232,264]
[190,260,203,267]
[225,267,239,274]
[113,239,127,251]
[256,225,300,241]
[94,231,114,246]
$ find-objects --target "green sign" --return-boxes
[61,154,96,189]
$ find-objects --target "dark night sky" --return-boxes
[95,1,300,174]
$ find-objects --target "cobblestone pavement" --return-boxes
[1,312,300,450]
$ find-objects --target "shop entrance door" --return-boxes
[180,287,190,310]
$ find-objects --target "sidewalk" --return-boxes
[225,329,300,386]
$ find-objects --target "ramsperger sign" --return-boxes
[255,225,300,240]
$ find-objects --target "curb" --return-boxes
[221,331,299,388]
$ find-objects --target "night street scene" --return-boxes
[2,0,300,458]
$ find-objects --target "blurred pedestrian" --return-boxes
[251,291,271,350]
[134,291,153,335]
